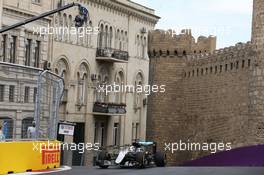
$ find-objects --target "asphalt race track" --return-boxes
[51,167,264,175]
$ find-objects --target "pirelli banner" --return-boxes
[0,141,61,174]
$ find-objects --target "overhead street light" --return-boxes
[0,2,89,34]
[75,5,89,27]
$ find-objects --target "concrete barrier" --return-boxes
[0,141,61,174]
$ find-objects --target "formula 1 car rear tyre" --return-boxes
[136,152,145,168]
[155,151,166,167]
[98,151,109,169]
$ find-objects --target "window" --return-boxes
[77,63,89,105]
[34,41,41,68]
[225,64,228,71]
[109,27,113,48]
[231,63,233,70]
[25,39,32,66]
[132,122,140,141]
[33,87,37,103]
[113,123,120,146]
[210,67,213,74]
[9,85,15,102]
[215,66,218,74]
[98,24,104,48]
[248,59,251,67]
[135,123,139,140]
[100,123,105,147]
[94,123,98,143]
[242,60,245,68]
[21,118,34,139]
[142,37,146,58]
[0,85,4,102]
[24,86,30,103]
[132,123,135,141]
[10,36,17,63]
[236,61,239,69]
[220,65,223,73]
[32,0,41,4]
[1,34,7,62]
[0,117,14,139]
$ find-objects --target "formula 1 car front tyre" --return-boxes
[155,151,166,167]
[135,152,146,168]
[98,151,109,169]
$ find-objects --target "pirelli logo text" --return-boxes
[41,145,60,165]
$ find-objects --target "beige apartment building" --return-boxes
[0,0,159,166]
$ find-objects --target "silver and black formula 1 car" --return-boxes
[94,141,166,169]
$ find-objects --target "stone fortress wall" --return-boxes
[147,1,264,164]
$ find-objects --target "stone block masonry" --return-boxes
[147,12,264,164]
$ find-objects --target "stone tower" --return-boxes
[248,0,264,144]
[252,0,264,46]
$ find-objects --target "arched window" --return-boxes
[58,13,63,40]
[105,26,108,48]
[109,27,113,48]
[96,68,109,103]
[63,13,68,42]
[77,63,89,105]
[54,58,69,86]
[167,50,170,56]
[69,15,73,43]
[54,14,60,40]
[115,71,124,104]
[136,35,140,57]
[134,73,144,109]
[142,37,147,58]
[124,31,128,51]
[98,24,104,48]
[140,36,143,58]
[88,21,93,46]
[153,49,156,56]
[116,29,120,49]
[120,30,124,50]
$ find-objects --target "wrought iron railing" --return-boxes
[96,48,129,61]
[93,102,126,114]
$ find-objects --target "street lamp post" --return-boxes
[0,2,89,34]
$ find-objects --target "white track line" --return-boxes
[12,166,72,175]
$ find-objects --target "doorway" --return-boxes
[72,123,85,166]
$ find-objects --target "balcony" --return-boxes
[93,102,126,115]
[96,48,129,63]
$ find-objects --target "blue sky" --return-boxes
[133,0,253,49]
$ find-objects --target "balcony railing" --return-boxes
[96,48,129,63]
[93,102,126,114]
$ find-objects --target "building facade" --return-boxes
[0,0,52,139]
[0,0,159,166]
[147,0,264,165]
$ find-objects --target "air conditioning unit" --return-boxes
[43,61,51,70]
[141,27,147,34]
